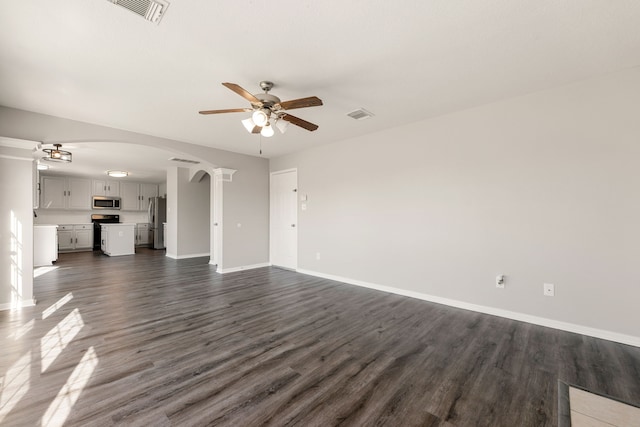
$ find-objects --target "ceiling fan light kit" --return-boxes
[199,81,323,138]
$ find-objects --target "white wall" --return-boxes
[166,168,179,259]
[270,68,640,344]
[0,147,35,309]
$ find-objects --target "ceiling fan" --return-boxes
[199,81,323,137]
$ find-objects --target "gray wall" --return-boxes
[0,147,35,309]
[175,168,210,257]
[0,107,270,270]
[270,68,640,340]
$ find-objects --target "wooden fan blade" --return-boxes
[281,114,319,131]
[251,126,262,134]
[278,96,323,110]
[199,108,250,115]
[222,82,262,106]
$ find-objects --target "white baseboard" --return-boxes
[0,298,37,311]
[166,252,210,260]
[219,262,271,274]
[297,268,640,348]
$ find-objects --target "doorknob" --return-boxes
[291,224,296,227]
[213,223,218,226]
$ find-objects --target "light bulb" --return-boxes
[261,122,275,137]
[252,110,269,127]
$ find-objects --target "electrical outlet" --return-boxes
[544,283,555,297]
[496,275,505,289]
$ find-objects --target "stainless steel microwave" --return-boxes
[92,196,121,210]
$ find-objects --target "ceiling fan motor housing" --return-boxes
[254,93,281,109]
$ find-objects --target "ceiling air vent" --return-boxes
[347,108,374,120]
[107,0,169,24]
[169,157,200,165]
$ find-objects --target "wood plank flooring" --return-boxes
[1,249,639,426]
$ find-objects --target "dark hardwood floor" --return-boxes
[1,249,639,426]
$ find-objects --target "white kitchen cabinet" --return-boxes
[135,223,150,246]
[120,182,140,211]
[41,176,92,210]
[101,224,135,256]
[57,224,93,252]
[74,225,93,249]
[140,183,158,210]
[120,182,158,211]
[41,176,66,209]
[93,180,120,197]
[34,225,58,266]
[57,225,75,251]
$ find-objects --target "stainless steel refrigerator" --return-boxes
[148,196,167,249]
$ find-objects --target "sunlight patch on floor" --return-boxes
[42,346,98,427]
[0,351,31,423]
[34,266,59,279]
[40,308,84,373]
[7,318,35,340]
[42,292,73,320]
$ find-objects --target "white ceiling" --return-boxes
[35,142,200,183]
[2,1,640,177]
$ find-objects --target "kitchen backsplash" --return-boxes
[34,210,150,225]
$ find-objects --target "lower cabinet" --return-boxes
[58,224,93,252]
[135,223,150,246]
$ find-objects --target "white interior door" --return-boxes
[270,169,298,269]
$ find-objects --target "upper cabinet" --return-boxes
[121,182,158,211]
[39,174,159,211]
[141,183,158,209]
[40,176,92,210]
[93,180,120,197]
